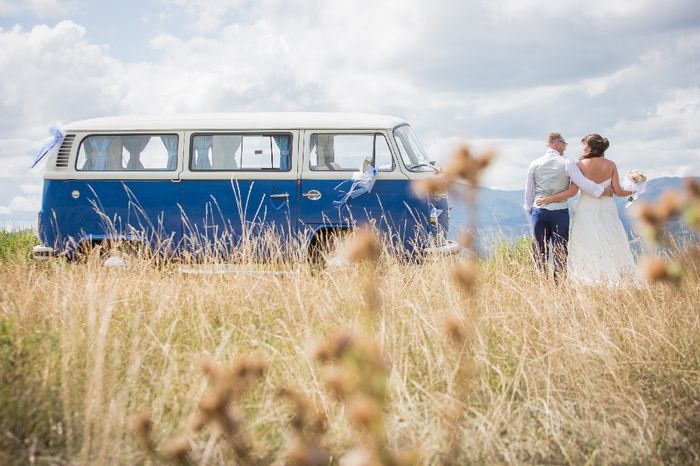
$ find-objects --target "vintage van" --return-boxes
[33,113,457,260]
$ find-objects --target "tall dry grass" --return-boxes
[1,153,699,464]
[1,238,698,464]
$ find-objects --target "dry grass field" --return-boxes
[0,225,699,465]
[1,155,699,465]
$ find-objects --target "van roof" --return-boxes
[65,112,408,131]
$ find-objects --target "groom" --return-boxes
[523,132,613,281]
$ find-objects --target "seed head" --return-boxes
[347,396,382,433]
[130,410,155,452]
[442,315,468,344]
[278,387,314,432]
[339,228,382,264]
[411,177,453,198]
[311,330,354,362]
[443,145,494,186]
[641,258,683,284]
[685,177,700,199]
[642,258,667,282]
[285,437,330,466]
[457,231,475,250]
[451,260,479,293]
[656,190,683,220]
[161,436,191,463]
[322,366,356,399]
[232,355,268,380]
[198,387,231,421]
[636,202,660,226]
[341,448,379,466]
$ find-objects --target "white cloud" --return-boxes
[20,182,42,194]
[486,0,656,20]
[0,194,40,215]
[0,21,125,180]
[8,194,40,212]
[0,2,698,223]
[0,0,72,18]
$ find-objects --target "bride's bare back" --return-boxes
[577,157,615,183]
[577,157,631,196]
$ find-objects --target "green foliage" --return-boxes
[486,234,532,269]
[0,230,39,263]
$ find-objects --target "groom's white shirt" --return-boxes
[524,148,605,213]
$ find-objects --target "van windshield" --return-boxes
[393,125,436,172]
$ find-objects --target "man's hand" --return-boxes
[535,196,548,206]
[602,186,614,197]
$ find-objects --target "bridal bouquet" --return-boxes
[622,169,647,207]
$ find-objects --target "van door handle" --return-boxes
[302,190,322,201]
[269,193,289,199]
[170,178,182,183]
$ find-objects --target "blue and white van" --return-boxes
[33,113,457,260]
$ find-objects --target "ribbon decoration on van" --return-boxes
[31,126,65,168]
[333,159,378,207]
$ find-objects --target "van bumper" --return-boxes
[423,239,460,256]
[32,245,55,260]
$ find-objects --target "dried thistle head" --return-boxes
[161,436,191,463]
[197,388,236,431]
[641,257,683,284]
[443,145,494,187]
[457,231,475,250]
[311,330,354,362]
[322,365,358,400]
[278,387,327,435]
[411,176,453,198]
[347,395,383,435]
[389,449,422,466]
[232,354,268,381]
[197,355,267,432]
[442,314,468,345]
[451,260,479,293]
[285,437,330,466]
[130,410,156,453]
[338,228,382,264]
[656,190,683,220]
[636,202,661,226]
[685,177,700,199]
[635,202,664,244]
[340,448,380,466]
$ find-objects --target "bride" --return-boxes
[535,134,638,285]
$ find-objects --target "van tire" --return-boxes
[307,228,351,266]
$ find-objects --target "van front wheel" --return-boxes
[307,228,350,266]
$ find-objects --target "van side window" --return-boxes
[309,133,393,171]
[190,134,292,171]
[76,134,178,171]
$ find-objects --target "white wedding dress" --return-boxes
[568,179,639,285]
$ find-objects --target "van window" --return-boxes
[309,133,393,171]
[76,134,178,171]
[190,134,292,171]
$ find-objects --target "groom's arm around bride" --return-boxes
[523,132,612,280]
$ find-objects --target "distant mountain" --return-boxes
[449,177,699,244]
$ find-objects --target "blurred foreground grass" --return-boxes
[0,230,698,464]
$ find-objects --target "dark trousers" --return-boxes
[530,207,570,281]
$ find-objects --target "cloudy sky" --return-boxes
[1,0,699,227]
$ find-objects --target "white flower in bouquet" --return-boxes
[621,169,648,207]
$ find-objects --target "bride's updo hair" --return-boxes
[581,133,609,159]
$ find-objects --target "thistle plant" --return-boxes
[636,177,700,284]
